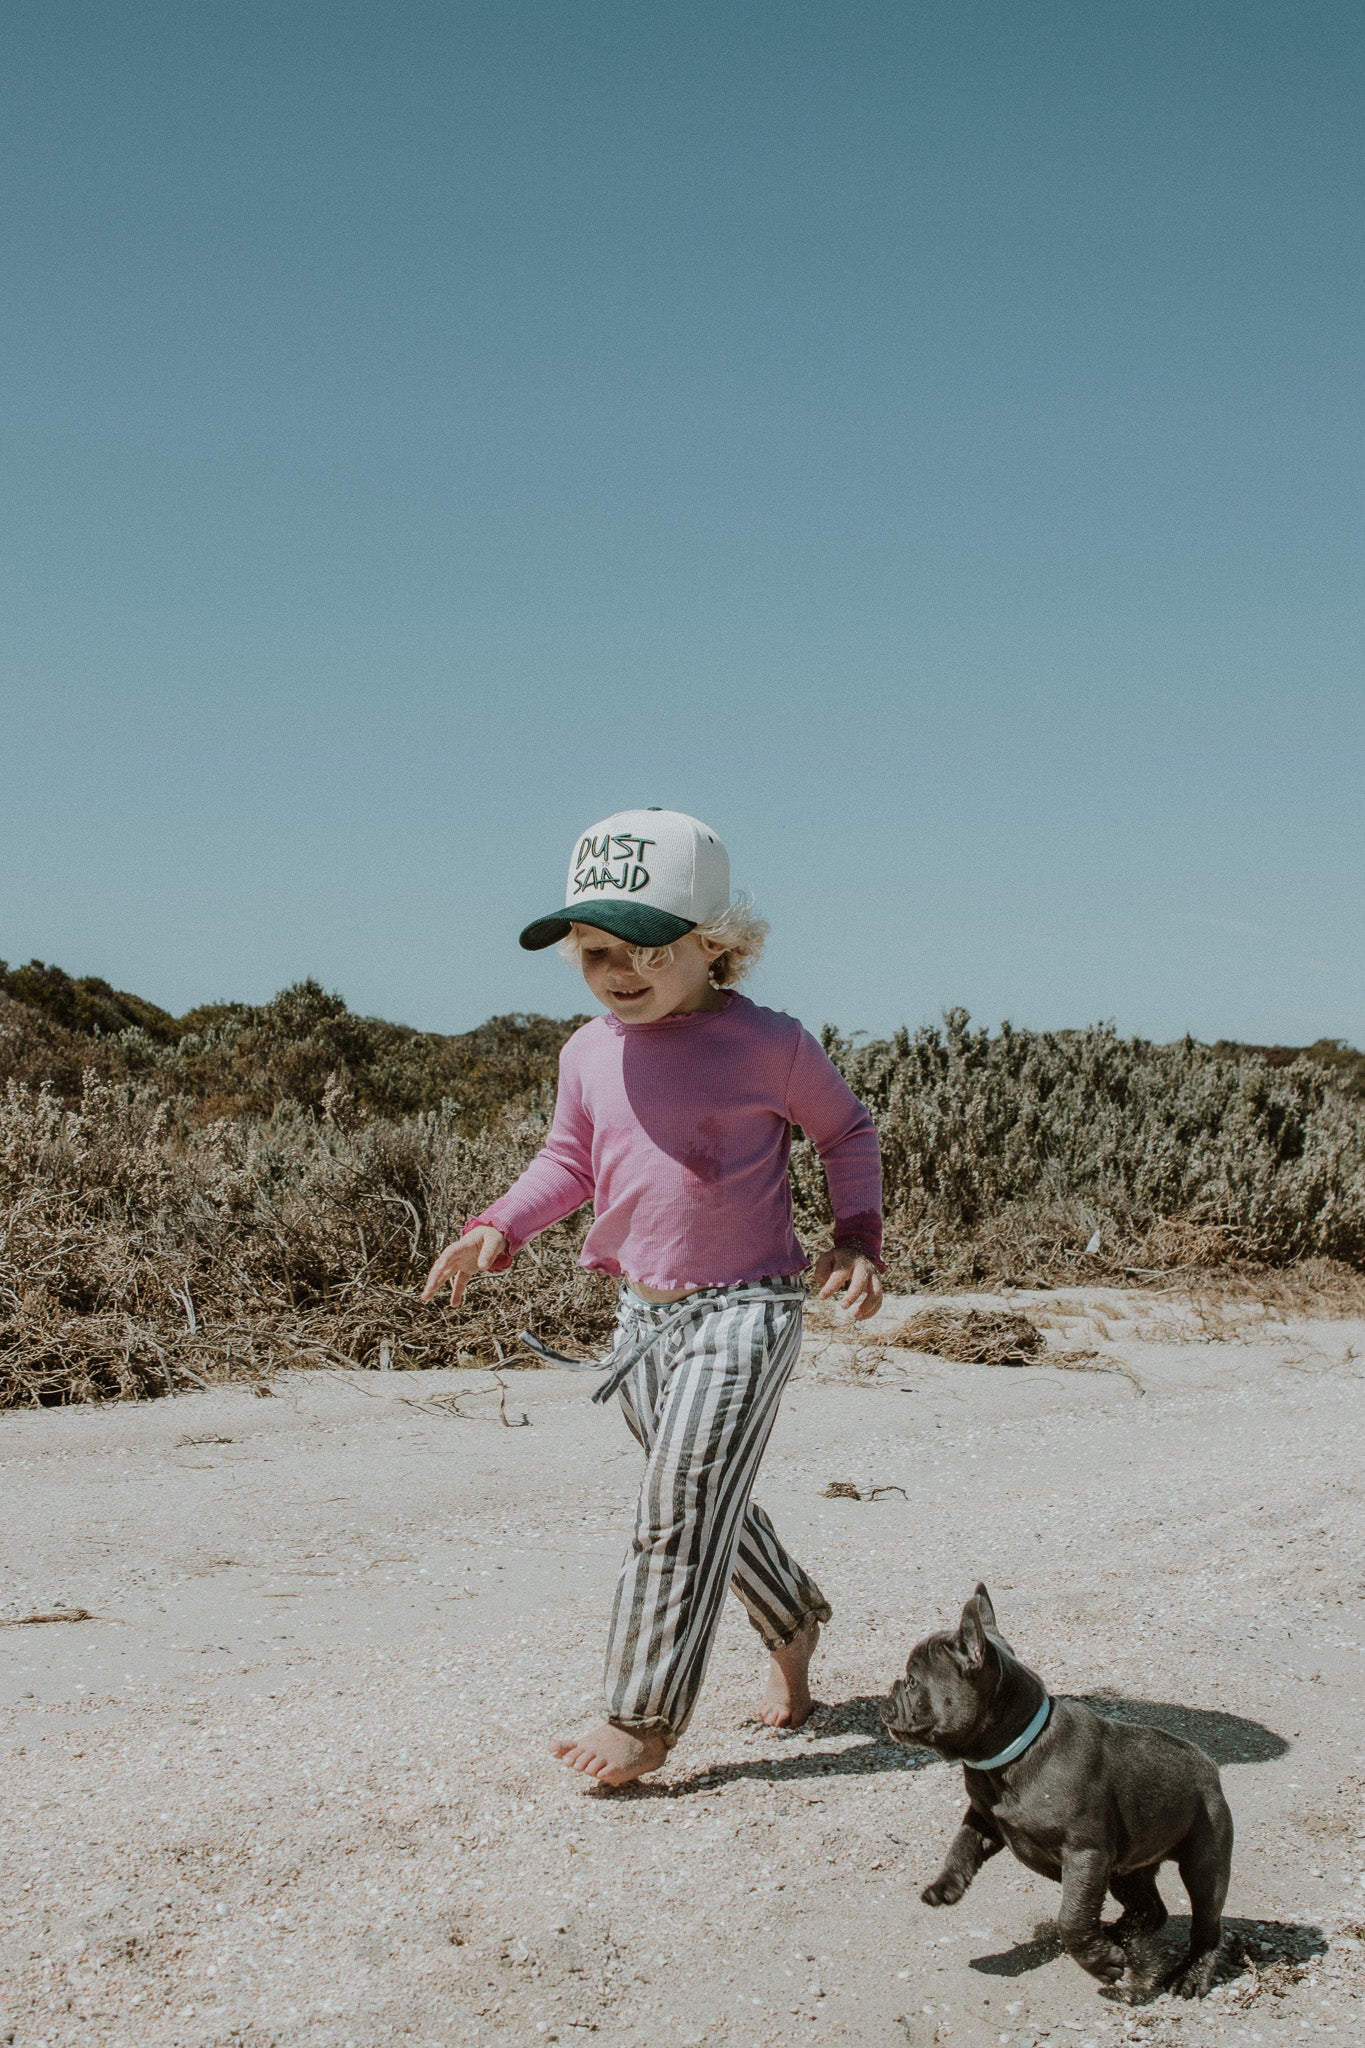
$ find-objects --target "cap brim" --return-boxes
[519,903,697,952]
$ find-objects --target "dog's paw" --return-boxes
[1073,1940,1125,1984]
[1112,1902,1168,1945]
[1169,1953,1217,2000]
[920,1875,966,1908]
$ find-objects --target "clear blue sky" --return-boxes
[3,2,1361,1044]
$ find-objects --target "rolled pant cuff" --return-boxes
[759,1597,833,1652]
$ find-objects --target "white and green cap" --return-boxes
[519,808,730,951]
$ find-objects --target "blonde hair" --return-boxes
[558,894,768,987]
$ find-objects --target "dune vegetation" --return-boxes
[2,960,1362,1406]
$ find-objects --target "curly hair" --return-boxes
[558,894,768,987]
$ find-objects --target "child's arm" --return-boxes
[785,1027,885,1320]
[421,1056,595,1308]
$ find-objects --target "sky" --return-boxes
[2,1,1361,1045]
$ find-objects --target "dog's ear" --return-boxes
[956,1592,993,1673]
[972,1582,999,1635]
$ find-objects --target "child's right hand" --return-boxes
[420,1226,508,1307]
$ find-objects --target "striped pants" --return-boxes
[603,1281,832,1745]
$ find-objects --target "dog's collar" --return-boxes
[968,1694,1052,1771]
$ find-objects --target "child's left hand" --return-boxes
[811,1247,883,1320]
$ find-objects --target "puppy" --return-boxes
[883,1585,1233,1998]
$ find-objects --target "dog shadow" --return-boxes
[970,1915,1327,2004]
[606,1697,935,1799]
[598,1691,1288,1801]
[1075,1693,1290,1765]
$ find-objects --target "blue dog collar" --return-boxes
[970,1694,1052,1771]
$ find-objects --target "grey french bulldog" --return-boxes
[883,1585,1233,1999]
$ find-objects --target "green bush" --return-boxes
[790,1011,1365,1284]
[0,959,180,1042]
[110,980,585,1126]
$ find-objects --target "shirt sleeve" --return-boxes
[784,1027,885,1270]
[466,1047,595,1268]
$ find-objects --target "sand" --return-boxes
[1,1287,1363,2048]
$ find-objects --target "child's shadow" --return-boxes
[622,1696,934,1799]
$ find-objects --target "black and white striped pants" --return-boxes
[603,1280,832,1744]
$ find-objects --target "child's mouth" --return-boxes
[610,988,650,1005]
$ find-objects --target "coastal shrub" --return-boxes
[0,960,180,1042]
[1,965,1362,1404]
[788,1011,1365,1285]
[0,966,580,1127]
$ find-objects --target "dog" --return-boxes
[882,1584,1233,1998]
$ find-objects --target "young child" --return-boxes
[421,808,884,1786]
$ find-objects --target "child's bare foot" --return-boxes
[550,1720,669,1787]
[756,1615,820,1728]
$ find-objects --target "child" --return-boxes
[421,808,884,1786]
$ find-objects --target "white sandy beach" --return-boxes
[2,1290,1363,2047]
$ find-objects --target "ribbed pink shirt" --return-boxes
[469,992,883,1291]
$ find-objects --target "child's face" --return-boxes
[574,928,725,1024]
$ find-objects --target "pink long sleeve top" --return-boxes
[469,992,883,1291]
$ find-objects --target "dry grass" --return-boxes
[884,1306,1044,1366]
[1220,1936,1313,2008]
[1183,1257,1365,1317]
[0,1076,616,1408]
[871,1304,1146,1393]
[820,1480,906,1501]
[0,1607,94,1627]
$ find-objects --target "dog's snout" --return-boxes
[881,1674,935,1748]
[881,1683,912,1732]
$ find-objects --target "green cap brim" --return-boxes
[519,903,697,952]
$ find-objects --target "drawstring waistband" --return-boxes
[520,1279,806,1405]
